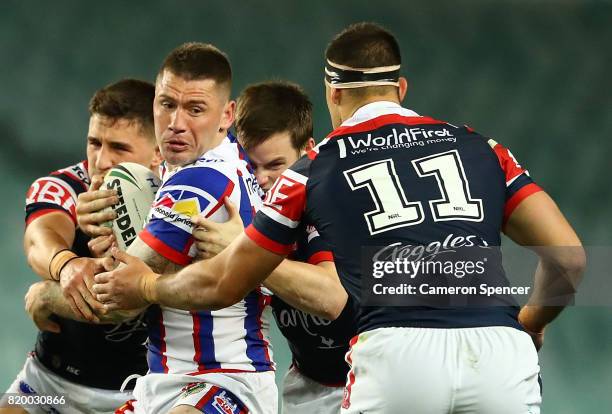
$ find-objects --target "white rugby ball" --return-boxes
[102,162,161,251]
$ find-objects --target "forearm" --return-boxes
[24,213,76,280]
[148,234,285,311]
[149,259,227,311]
[264,260,347,320]
[25,229,73,279]
[522,248,586,331]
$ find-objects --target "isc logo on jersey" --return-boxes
[150,191,201,233]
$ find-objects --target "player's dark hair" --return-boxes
[235,81,313,152]
[158,42,232,95]
[88,78,155,138]
[326,22,401,98]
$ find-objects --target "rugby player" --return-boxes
[100,43,275,414]
[191,81,356,414]
[1,79,161,413]
[95,24,585,413]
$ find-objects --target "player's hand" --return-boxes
[76,175,118,237]
[87,234,116,258]
[24,281,61,333]
[192,197,244,260]
[59,257,106,322]
[518,307,545,351]
[93,248,159,311]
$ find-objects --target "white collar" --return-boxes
[341,101,420,127]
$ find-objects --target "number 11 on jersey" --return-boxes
[344,150,483,236]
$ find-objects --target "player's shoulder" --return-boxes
[25,161,89,222]
[164,160,235,189]
[27,160,90,198]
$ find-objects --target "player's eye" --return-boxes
[112,145,131,152]
[269,162,285,170]
[88,139,101,147]
[189,106,204,115]
[160,100,175,110]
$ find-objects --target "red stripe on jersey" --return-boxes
[307,150,318,160]
[342,335,360,409]
[139,228,191,266]
[308,251,334,265]
[195,385,220,410]
[187,367,272,376]
[159,310,169,373]
[192,312,204,371]
[114,399,136,414]
[238,405,249,414]
[245,225,294,255]
[504,183,542,224]
[205,181,235,218]
[256,290,272,365]
[264,174,306,223]
[25,208,75,227]
[327,114,447,140]
[491,143,527,184]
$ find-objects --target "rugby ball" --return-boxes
[102,162,161,251]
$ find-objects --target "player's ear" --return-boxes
[150,146,163,172]
[219,99,236,133]
[330,87,342,105]
[398,77,408,102]
[304,138,316,152]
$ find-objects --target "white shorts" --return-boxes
[342,326,542,414]
[281,365,343,414]
[1,353,134,414]
[120,371,277,414]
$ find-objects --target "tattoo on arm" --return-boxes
[127,237,171,274]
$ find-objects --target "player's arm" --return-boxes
[24,211,104,322]
[490,139,586,349]
[24,211,75,279]
[192,200,347,319]
[95,233,285,312]
[265,260,347,320]
[31,237,174,326]
[504,191,586,342]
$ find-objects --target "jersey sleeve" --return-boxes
[291,224,334,265]
[487,139,542,222]
[139,166,236,265]
[25,166,88,226]
[245,164,309,256]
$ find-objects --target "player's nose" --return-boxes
[168,108,187,133]
[95,146,114,175]
[255,172,269,191]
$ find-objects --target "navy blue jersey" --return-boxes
[271,224,356,385]
[246,102,542,334]
[25,161,148,389]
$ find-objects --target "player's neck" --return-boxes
[340,95,401,124]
